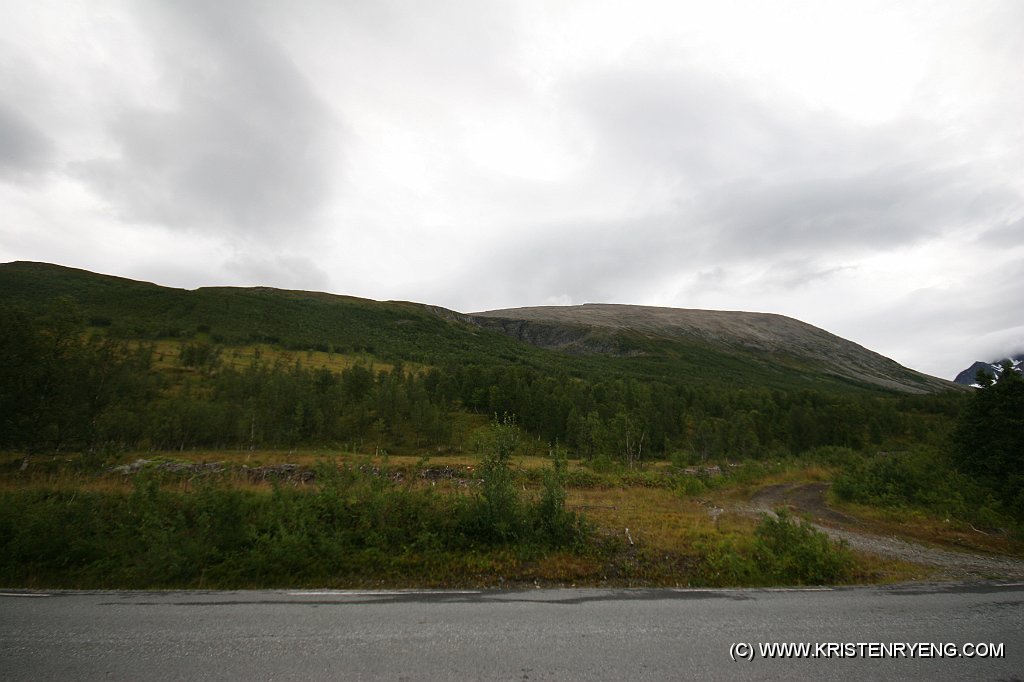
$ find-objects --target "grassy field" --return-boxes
[1,448,959,589]
[138,338,415,376]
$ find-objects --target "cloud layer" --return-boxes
[71,1,337,239]
[1,0,1022,379]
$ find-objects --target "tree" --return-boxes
[951,362,1024,517]
[473,413,522,543]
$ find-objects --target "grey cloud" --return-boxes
[975,217,1024,248]
[565,66,1023,258]
[75,0,336,237]
[449,209,858,314]
[448,156,1020,317]
[451,215,698,310]
[568,68,788,184]
[0,102,53,180]
[759,259,856,290]
[698,164,1017,254]
[862,257,1024,377]
[224,252,331,293]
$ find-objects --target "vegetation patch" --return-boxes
[1,266,1021,588]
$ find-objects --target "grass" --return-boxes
[135,338,441,378]
[142,340,396,374]
[2,451,1013,589]
[828,496,1024,558]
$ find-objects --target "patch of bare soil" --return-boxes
[741,483,1024,581]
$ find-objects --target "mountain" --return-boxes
[954,354,1024,387]
[1,261,959,395]
[470,304,958,394]
[0,260,498,362]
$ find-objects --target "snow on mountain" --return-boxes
[954,354,1024,387]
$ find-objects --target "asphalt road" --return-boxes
[1,583,1021,681]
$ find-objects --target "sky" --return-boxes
[2,0,1022,380]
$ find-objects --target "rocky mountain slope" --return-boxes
[471,304,958,394]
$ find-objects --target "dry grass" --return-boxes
[139,339,402,374]
[829,498,1024,558]
[568,487,726,551]
[2,452,1008,586]
[563,471,931,586]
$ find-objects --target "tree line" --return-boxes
[1,303,963,460]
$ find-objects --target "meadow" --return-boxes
[9,437,1012,590]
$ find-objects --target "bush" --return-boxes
[464,414,524,544]
[0,452,584,589]
[752,509,854,585]
[677,476,706,496]
[534,452,585,547]
[832,448,1015,529]
[588,454,619,474]
[460,415,586,548]
[693,510,854,586]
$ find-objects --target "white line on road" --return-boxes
[0,592,51,598]
[669,587,834,593]
[287,590,480,596]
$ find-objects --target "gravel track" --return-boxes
[741,482,1024,581]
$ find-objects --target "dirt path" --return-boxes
[740,482,1024,581]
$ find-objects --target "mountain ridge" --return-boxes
[0,261,958,395]
[954,354,1024,387]
[470,303,957,394]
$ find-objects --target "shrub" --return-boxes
[465,414,524,544]
[752,509,854,585]
[534,451,585,547]
[832,448,1016,530]
[692,510,854,587]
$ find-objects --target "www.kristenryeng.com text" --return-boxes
[730,641,1005,661]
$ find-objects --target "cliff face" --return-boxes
[468,316,639,356]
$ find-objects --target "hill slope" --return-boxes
[0,261,956,395]
[472,304,957,394]
[0,261,504,363]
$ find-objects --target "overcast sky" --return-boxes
[2,1,1022,379]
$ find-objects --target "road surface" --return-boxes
[2,584,1021,681]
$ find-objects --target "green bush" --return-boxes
[694,510,854,586]
[832,448,1015,529]
[460,415,585,547]
[752,509,854,585]
[677,476,706,496]
[0,442,589,588]
[534,452,585,547]
[586,454,618,474]
[463,414,524,544]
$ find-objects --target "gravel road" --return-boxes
[742,483,1024,581]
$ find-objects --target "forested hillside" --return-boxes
[1,262,964,460]
[4,261,1022,591]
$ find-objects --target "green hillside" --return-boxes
[0,261,946,394]
[7,261,1020,591]
[1,261,964,458]
[0,261,507,362]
